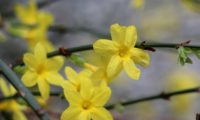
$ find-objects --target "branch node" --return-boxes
[18,91,25,97]
[37,108,47,116]
[196,113,200,120]
[59,47,71,56]
[140,41,156,52]
[160,92,170,100]
[176,40,191,49]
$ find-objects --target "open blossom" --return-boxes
[93,24,150,80]
[0,78,27,120]
[61,71,113,120]
[61,67,92,93]
[14,0,54,51]
[22,43,64,99]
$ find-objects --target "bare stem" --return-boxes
[106,87,200,110]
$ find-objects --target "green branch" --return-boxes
[106,87,200,110]
[11,41,200,69]
[0,59,50,120]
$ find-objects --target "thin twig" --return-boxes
[106,87,200,110]
[0,59,50,120]
[11,42,200,69]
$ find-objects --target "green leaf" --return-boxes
[69,53,86,66]
[13,66,27,75]
[192,48,200,59]
[178,47,193,66]
[115,103,125,113]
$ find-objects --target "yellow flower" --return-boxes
[93,24,150,80]
[165,71,199,113]
[82,51,117,83]
[131,0,145,9]
[61,67,92,93]
[61,74,113,120]
[22,43,64,99]
[14,0,54,51]
[0,78,27,120]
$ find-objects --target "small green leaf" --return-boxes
[69,54,86,66]
[115,103,125,113]
[185,57,193,64]
[192,48,200,59]
[13,66,27,75]
[178,47,193,66]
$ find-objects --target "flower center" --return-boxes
[118,47,130,58]
[36,64,46,75]
[82,101,92,110]
[76,84,81,92]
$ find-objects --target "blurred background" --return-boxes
[0,0,200,120]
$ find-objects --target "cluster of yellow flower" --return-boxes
[0,0,152,119]
[0,0,199,119]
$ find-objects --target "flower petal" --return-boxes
[65,67,78,84]
[91,107,113,120]
[107,55,122,78]
[131,48,150,67]
[46,72,64,86]
[21,71,37,87]
[46,57,64,71]
[125,25,137,47]
[123,58,141,80]
[64,89,82,106]
[93,39,118,56]
[61,107,81,120]
[91,86,111,106]
[13,110,27,120]
[80,78,94,100]
[23,53,38,69]
[34,43,47,61]
[0,78,10,97]
[38,79,50,99]
[110,24,124,43]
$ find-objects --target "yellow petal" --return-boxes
[125,25,137,47]
[46,72,64,86]
[91,107,113,120]
[110,24,123,43]
[0,78,10,96]
[91,86,111,106]
[123,58,141,80]
[79,112,90,120]
[65,67,78,84]
[61,107,81,120]
[65,89,82,106]
[14,4,26,22]
[93,39,118,56]
[80,78,93,100]
[9,85,17,95]
[107,55,122,78]
[13,110,27,120]
[21,71,37,87]
[47,56,64,71]
[62,80,77,94]
[34,43,47,61]
[23,53,38,69]
[38,80,50,99]
[131,48,150,67]
[38,12,54,27]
